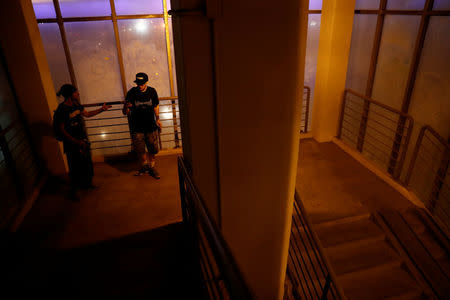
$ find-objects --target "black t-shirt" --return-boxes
[126,86,159,133]
[54,102,87,152]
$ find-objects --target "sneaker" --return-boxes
[148,167,160,179]
[134,166,148,176]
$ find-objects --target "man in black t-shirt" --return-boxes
[53,84,111,200]
[123,72,162,178]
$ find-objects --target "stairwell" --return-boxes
[311,212,428,299]
[287,140,450,299]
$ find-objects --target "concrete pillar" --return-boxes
[174,0,307,298]
[311,0,356,142]
[0,0,66,176]
[215,1,306,298]
[172,0,221,223]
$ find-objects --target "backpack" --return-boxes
[53,110,64,141]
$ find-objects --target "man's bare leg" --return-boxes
[147,153,160,179]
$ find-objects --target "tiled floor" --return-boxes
[19,154,182,248]
[296,139,416,224]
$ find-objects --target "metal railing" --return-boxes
[405,125,450,237]
[178,157,253,300]
[337,89,414,180]
[82,97,182,155]
[286,191,346,300]
[301,86,311,133]
[0,120,41,229]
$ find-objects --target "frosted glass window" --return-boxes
[433,0,450,10]
[387,0,425,10]
[59,0,111,18]
[409,17,450,139]
[346,14,378,94]
[32,0,56,19]
[309,0,322,10]
[65,21,123,103]
[304,14,322,131]
[355,0,380,10]
[118,19,170,97]
[38,23,72,97]
[114,0,163,15]
[372,16,421,109]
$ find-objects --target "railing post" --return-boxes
[405,126,427,186]
[429,147,449,213]
[320,274,332,300]
[356,98,370,152]
[389,116,413,179]
[337,90,348,139]
[178,158,188,222]
[303,86,311,133]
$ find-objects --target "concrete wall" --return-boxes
[174,0,307,298]
[0,0,66,176]
[172,0,221,223]
[312,0,356,142]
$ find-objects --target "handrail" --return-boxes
[178,157,253,299]
[81,96,179,107]
[344,89,412,118]
[404,125,449,230]
[288,190,346,300]
[78,97,181,152]
[337,89,414,180]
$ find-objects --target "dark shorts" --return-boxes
[132,131,159,155]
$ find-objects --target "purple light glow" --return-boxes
[31,0,56,19]
[433,0,450,10]
[59,0,111,18]
[309,0,322,10]
[115,0,163,15]
[387,0,426,10]
[355,0,380,10]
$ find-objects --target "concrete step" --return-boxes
[377,210,450,299]
[416,230,448,260]
[338,264,422,300]
[435,256,450,279]
[401,209,426,234]
[326,237,401,276]
[313,216,385,248]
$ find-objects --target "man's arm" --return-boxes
[153,89,161,129]
[83,103,112,118]
[59,123,85,148]
[154,105,162,130]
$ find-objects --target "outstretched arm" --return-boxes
[83,103,112,118]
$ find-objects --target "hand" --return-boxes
[102,103,112,111]
[76,139,87,152]
[156,119,162,131]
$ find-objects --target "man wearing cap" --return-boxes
[123,72,162,178]
[54,84,111,200]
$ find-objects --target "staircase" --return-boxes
[286,210,448,299]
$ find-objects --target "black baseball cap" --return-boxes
[134,72,148,85]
